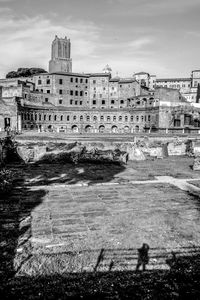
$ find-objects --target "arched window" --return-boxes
[107,116,110,121]
[60,115,63,121]
[35,114,37,121]
[44,114,46,121]
[131,116,134,122]
[136,116,139,122]
[73,115,76,121]
[113,116,116,121]
[141,116,144,122]
[31,114,33,121]
[87,116,90,121]
[119,116,122,121]
[125,116,128,122]
[54,115,57,121]
[93,116,97,121]
[39,114,41,121]
[100,115,104,121]
[80,115,83,121]
[67,115,70,121]
[148,115,151,121]
[49,115,51,121]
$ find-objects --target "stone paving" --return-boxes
[13,177,198,273]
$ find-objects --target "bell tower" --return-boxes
[49,35,72,73]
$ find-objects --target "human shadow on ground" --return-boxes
[1,246,200,299]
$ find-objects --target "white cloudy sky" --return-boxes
[0,0,200,78]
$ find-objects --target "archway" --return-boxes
[99,125,105,133]
[124,126,130,133]
[48,125,53,132]
[111,125,118,133]
[135,125,139,133]
[85,125,92,133]
[71,125,78,133]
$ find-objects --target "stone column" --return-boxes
[166,128,168,134]
[17,114,22,133]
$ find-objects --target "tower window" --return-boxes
[75,78,78,83]
[102,100,105,105]
[38,80,42,85]
[70,90,73,95]
[47,90,50,94]
[93,100,96,105]
[45,98,48,102]
[59,99,63,104]
[70,78,73,82]
[59,89,63,95]
[75,91,78,96]
[59,79,63,84]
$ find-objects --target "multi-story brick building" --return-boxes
[1,35,200,135]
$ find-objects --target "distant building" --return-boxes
[49,35,72,73]
[0,36,200,135]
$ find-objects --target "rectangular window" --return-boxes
[38,80,42,85]
[102,100,105,105]
[75,101,78,105]
[59,99,63,104]
[70,99,73,105]
[67,115,70,121]
[59,90,63,95]
[85,79,88,83]
[47,90,50,94]
[75,78,78,83]
[93,80,96,84]
[45,98,48,102]
[80,91,83,96]
[75,91,78,96]
[80,78,83,83]
[80,101,82,105]
[70,90,73,95]
[59,79,63,84]
[93,100,96,105]
[70,78,73,82]
[46,79,50,84]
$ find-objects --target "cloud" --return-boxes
[104,0,200,17]
[0,11,101,77]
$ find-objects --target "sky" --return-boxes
[0,0,200,78]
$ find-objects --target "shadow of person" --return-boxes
[136,243,150,272]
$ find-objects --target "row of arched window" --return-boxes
[21,112,152,123]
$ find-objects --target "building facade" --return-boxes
[1,36,200,135]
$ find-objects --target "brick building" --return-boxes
[0,35,200,135]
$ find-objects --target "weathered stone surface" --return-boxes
[167,142,186,156]
[193,157,200,170]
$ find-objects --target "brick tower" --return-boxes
[49,35,72,73]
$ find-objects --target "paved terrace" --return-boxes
[2,157,197,276]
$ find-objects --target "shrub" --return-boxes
[0,168,14,193]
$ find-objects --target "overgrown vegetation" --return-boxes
[6,68,47,78]
[0,168,14,194]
